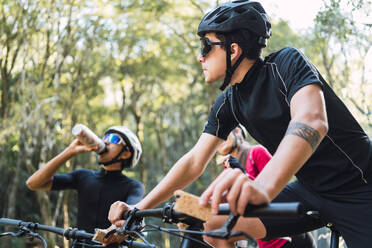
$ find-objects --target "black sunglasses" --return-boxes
[200,37,225,57]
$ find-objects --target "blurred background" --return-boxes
[0,0,371,247]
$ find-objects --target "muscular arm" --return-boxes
[136,133,222,209]
[255,84,328,200]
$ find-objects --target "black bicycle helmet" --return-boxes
[197,0,271,90]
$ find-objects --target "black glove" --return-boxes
[227,156,246,174]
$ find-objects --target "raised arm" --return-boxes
[26,139,97,190]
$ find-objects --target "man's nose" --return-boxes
[197,54,205,62]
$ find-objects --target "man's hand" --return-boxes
[101,201,135,246]
[200,168,270,216]
[67,139,98,155]
[217,154,231,167]
[108,201,134,227]
[101,224,126,246]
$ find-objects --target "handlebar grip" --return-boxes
[218,202,305,218]
[122,210,131,220]
[0,218,22,227]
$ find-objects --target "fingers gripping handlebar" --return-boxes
[206,202,305,241]
[104,190,305,246]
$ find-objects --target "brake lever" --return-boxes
[205,213,239,239]
[104,208,143,239]
[204,213,256,243]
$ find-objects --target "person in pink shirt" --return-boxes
[218,126,316,248]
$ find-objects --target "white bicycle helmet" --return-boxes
[104,126,142,167]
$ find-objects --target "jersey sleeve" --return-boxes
[125,180,144,205]
[203,91,238,140]
[51,170,80,190]
[275,47,324,102]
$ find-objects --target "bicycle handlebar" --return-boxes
[0,218,153,248]
[218,202,305,218]
[117,201,305,248]
[0,218,93,240]
[122,204,205,227]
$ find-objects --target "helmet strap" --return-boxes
[219,41,245,91]
[98,145,128,167]
[228,131,239,154]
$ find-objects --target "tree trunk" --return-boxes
[2,137,24,247]
[63,191,71,248]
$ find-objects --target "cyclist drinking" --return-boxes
[26,126,144,235]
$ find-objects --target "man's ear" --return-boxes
[230,43,242,61]
[120,150,131,160]
[235,128,244,143]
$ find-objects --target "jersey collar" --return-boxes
[96,168,124,178]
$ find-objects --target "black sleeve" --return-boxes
[125,180,144,205]
[275,47,324,102]
[203,90,238,140]
[51,170,80,190]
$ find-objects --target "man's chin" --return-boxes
[205,77,223,84]
[205,78,216,84]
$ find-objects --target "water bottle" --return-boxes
[72,124,107,154]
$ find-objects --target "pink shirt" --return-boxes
[245,145,288,248]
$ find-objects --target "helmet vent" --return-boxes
[234,6,247,14]
[205,7,222,20]
[215,14,229,24]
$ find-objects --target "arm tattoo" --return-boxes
[285,122,321,151]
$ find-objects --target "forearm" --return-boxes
[137,154,205,209]
[255,135,312,199]
[26,148,75,190]
[136,133,221,210]
[256,119,328,200]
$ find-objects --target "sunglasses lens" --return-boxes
[200,38,211,57]
[103,133,122,144]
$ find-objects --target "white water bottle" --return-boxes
[72,124,107,154]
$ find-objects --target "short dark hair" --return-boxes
[215,29,263,60]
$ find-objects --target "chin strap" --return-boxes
[219,41,245,91]
[98,145,128,167]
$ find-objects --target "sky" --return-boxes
[259,0,324,31]
[258,0,372,78]
[259,0,371,30]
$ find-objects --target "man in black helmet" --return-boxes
[26,126,144,238]
[107,1,372,247]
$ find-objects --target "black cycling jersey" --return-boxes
[204,47,372,193]
[52,168,144,233]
